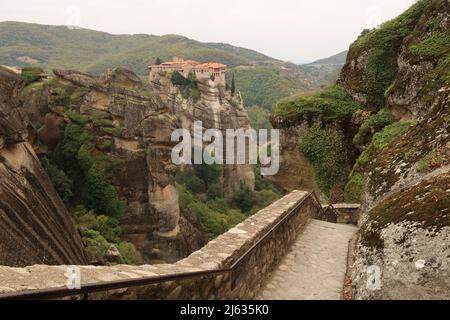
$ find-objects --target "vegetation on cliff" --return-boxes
[273,85,362,124]
[299,127,351,195]
[349,0,428,109]
[176,164,282,240]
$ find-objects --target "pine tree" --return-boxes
[231,74,236,95]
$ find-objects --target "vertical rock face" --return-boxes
[0,66,86,267]
[336,0,450,299]
[151,75,255,201]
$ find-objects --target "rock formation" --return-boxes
[0,66,86,267]
[13,66,255,265]
[337,0,450,299]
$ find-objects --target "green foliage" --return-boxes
[232,183,254,213]
[81,229,111,257]
[251,189,281,213]
[20,67,43,85]
[416,150,444,172]
[344,172,364,203]
[41,157,73,203]
[353,108,393,147]
[74,207,121,243]
[353,121,415,172]
[84,166,126,219]
[177,183,246,240]
[254,166,283,195]
[117,242,140,264]
[353,0,427,50]
[193,162,222,186]
[365,48,396,108]
[231,73,236,95]
[274,86,362,122]
[207,183,223,200]
[175,169,206,193]
[409,32,450,59]
[300,127,350,195]
[171,71,190,86]
[352,0,427,109]
[45,114,126,219]
[154,57,162,65]
[247,105,272,130]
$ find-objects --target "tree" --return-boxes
[232,183,254,213]
[154,57,162,65]
[231,74,236,95]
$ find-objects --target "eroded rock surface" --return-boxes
[0,66,86,267]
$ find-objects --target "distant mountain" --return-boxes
[308,50,348,66]
[0,21,342,110]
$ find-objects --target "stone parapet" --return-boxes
[0,190,319,300]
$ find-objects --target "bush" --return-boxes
[300,127,350,195]
[118,242,140,265]
[21,67,44,85]
[409,32,450,59]
[232,183,254,213]
[176,169,206,194]
[41,157,73,203]
[353,108,393,148]
[177,184,246,240]
[344,172,364,203]
[207,183,223,200]
[84,166,126,219]
[353,120,415,172]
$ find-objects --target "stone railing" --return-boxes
[0,190,321,300]
[319,203,360,225]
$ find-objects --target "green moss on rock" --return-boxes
[360,173,450,251]
[273,86,363,124]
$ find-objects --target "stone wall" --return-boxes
[0,190,319,299]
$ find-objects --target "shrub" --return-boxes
[300,127,350,195]
[353,108,393,148]
[41,157,73,203]
[232,183,254,213]
[176,169,206,193]
[84,166,126,219]
[409,32,450,59]
[118,242,140,265]
[344,172,364,203]
[20,67,44,85]
[207,183,223,200]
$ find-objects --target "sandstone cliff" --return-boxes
[151,74,255,200]
[0,66,86,267]
[16,67,255,264]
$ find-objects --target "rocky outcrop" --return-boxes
[337,0,450,299]
[151,74,255,201]
[18,67,255,264]
[339,0,449,120]
[0,66,86,267]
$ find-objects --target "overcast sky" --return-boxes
[0,0,417,63]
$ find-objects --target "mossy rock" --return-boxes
[360,173,450,251]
